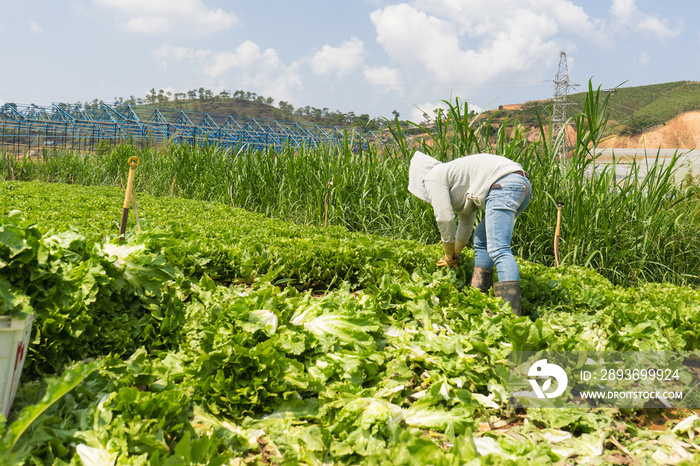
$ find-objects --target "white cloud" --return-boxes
[637,51,651,65]
[93,0,237,34]
[367,0,685,92]
[154,45,210,69]
[365,1,630,112]
[205,41,283,78]
[610,0,680,39]
[410,0,603,40]
[126,16,170,34]
[370,3,563,84]
[371,5,469,79]
[363,66,401,91]
[155,43,276,77]
[310,37,365,76]
[153,42,302,104]
[28,20,43,33]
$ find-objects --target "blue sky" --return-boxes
[0,0,697,121]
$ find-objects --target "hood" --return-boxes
[407,151,441,202]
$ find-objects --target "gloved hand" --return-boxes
[436,253,460,268]
[437,241,460,268]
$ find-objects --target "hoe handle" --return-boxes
[554,202,564,266]
[324,181,333,227]
[119,156,141,241]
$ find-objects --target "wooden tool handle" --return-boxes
[122,157,140,209]
[554,202,564,266]
[119,156,140,241]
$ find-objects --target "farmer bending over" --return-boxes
[408,151,532,315]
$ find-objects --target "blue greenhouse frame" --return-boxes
[0,101,383,154]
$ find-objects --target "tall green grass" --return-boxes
[3,137,438,242]
[2,83,699,285]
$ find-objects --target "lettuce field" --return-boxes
[1,179,700,465]
[2,87,700,465]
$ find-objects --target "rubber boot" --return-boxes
[470,267,494,293]
[493,281,522,316]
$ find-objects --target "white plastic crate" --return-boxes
[0,313,35,419]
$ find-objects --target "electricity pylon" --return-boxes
[552,51,578,159]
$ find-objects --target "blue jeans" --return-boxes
[473,173,532,282]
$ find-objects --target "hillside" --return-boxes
[496,81,700,149]
[129,92,382,128]
[597,111,700,149]
[519,111,700,150]
[137,97,285,121]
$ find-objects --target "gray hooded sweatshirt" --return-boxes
[408,151,523,244]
